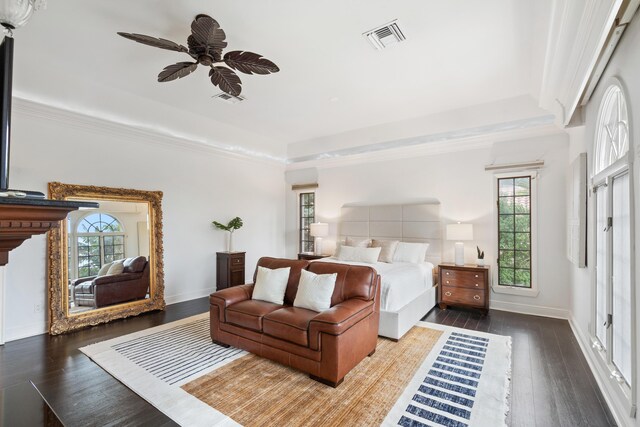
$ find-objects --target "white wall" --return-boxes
[3,105,286,342]
[567,9,640,427]
[285,133,571,316]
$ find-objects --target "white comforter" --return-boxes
[313,258,434,312]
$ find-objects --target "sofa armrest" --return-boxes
[72,276,96,286]
[209,284,254,322]
[308,298,374,350]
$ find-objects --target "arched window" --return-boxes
[76,213,125,277]
[591,80,634,398]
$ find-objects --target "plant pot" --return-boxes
[227,232,233,252]
[476,258,485,266]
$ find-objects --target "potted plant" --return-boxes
[476,246,485,266]
[212,217,243,252]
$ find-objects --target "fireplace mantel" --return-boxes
[0,197,97,265]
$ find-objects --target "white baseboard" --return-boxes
[490,300,570,319]
[568,315,632,427]
[165,288,213,306]
[5,321,47,343]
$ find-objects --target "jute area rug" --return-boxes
[81,313,511,427]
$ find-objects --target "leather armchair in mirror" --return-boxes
[47,182,165,335]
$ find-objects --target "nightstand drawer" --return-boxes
[441,269,486,289]
[442,286,485,306]
[230,254,244,264]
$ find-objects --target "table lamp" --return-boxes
[446,223,473,266]
[309,222,329,255]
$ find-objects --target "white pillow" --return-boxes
[252,266,290,305]
[293,269,337,312]
[345,237,371,248]
[106,261,125,275]
[393,242,430,263]
[97,262,113,277]
[370,239,399,263]
[336,245,381,264]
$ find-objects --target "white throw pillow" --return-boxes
[337,245,381,264]
[345,236,371,248]
[97,262,113,277]
[106,261,125,275]
[294,269,337,312]
[370,239,400,263]
[252,266,291,305]
[393,242,430,263]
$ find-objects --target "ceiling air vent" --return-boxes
[212,92,246,104]
[363,20,406,50]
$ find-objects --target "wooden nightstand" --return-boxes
[438,263,490,313]
[297,253,329,261]
[216,252,245,290]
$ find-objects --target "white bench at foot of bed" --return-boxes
[378,285,437,340]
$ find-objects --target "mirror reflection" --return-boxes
[67,200,150,314]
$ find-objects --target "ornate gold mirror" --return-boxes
[47,182,165,334]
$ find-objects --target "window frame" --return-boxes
[492,170,539,297]
[298,191,316,254]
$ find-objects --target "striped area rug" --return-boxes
[80,313,510,427]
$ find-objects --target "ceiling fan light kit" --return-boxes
[118,14,279,97]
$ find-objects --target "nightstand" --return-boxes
[297,253,329,261]
[438,263,490,313]
[216,252,245,290]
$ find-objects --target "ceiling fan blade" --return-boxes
[117,32,188,53]
[209,66,242,96]
[158,62,198,83]
[190,14,227,56]
[223,51,280,75]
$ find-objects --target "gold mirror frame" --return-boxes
[47,182,165,335]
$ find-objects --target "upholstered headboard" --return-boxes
[339,202,442,265]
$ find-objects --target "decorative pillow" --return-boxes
[393,242,430,263]
[252,266,291,305]
[345,236,371,248]
[97,262,113,277]
[370,239,400,263]
[293,269,337,312]
[106,261,125,275]
[336,245,381,264]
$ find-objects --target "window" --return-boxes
[497,174,534,288]
[299,192,315,253]
[75,213,125,277]
[591,82,634,397]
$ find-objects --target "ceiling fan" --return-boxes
[117,14,279,97]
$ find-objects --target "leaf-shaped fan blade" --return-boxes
[209,66,242,96]
[117,32,188,53]
[223,51,280,75]
[158,62,198,82]
[190,14,227,55]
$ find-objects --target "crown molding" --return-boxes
[12,96,286,166]
[286,115,561,170]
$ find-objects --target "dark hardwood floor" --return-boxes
[0,300,615,426]
[422,307,616,427]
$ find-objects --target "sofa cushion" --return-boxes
[123,256,147,273]
[263,307,318,347]
[254,257,310,306]
[252,266,290,305]
[293,269,337,312]
[226,300,282,332]
[307,262,377,306]
[107,261,125,275]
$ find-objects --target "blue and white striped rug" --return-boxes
[81,314,510,427]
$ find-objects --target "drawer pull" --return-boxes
[445,291,452,297]
[475,274,479,278]
[473,295,480,300]
[475,284,479,287]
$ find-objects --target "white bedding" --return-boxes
[313,257,434,312]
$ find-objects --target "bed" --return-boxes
[320,202,442,340]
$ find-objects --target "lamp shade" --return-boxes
[0,0,34,29]
[446,223,473,241]
[309,222,329,237]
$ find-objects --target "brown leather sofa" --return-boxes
[72,256,150,308]
[210,257,381,387]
